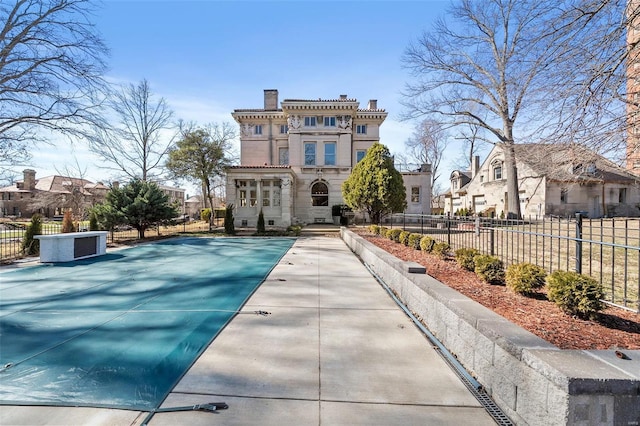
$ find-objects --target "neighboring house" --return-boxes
[444,144,640,218]
[156,184,186,208]
[226,89,431,227]
[0,169,109,219]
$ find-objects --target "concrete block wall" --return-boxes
[341,229,640,426]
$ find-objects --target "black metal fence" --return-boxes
[0,220,218,264]
[385,214,640,313]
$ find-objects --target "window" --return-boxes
[273,187,281,207]
[239,190,247,207]
[249,190,257,207]
[411,187,420,203]
[279,148,289,165]
[263,189,270,206]
[311,181,329,206]
[324,116,336,127]
[255,125,262,135]
[619,188,627,204]
[356,150,366,163]
[280,124,288,134]
[356,124,367,134]
[304,116,316,127]
[268,220,275,226]
[560,188,568,204]
[324,142,336,165]
[304,142,316,165]
[493,166,502,180]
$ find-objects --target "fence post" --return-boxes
[447,213,451,245]
[421,212,424,235]
[490,228,495,256]
[575,213,583,274]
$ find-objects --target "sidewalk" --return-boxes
[1,236,497,425]
[150,236,496,425]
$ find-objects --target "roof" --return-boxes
[513,144,640,184]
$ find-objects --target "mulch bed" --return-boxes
[356,230,640,350]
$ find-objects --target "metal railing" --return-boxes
[385,213,640,312]
[0,219,220,264]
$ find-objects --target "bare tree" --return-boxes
[402,0,570,219]
[405,118,449,205]
[0,0,108,166]
[88,79,175,181]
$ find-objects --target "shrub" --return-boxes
[455,248,481,271]
[408,233,422,250]
[379,227,389,237]
[399,231,410,246]
[419,235,435,252]
[474,255,505,285]
[369,224,381,235]
[22,214,42,256]
[287,225,302,236]
[432,241,451,259]
[224,204,235,235]
[387,228,402,242]
[257,209,266,234]
[505,263,547,295]
[62,210,75,233]
[89,211,99,231]
[546,271,604,319]
[201,208,212,222]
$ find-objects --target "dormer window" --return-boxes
[493,165,502,180]
[491,159,503,180]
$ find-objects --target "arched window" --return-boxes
[311,181,329,206]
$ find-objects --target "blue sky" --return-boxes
[30,0,454,195]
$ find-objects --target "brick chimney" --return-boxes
[471,155,480,176]
[264,89,278,110]
[367,99,378,110]
[23,169,36,190]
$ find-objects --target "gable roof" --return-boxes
[510,144,639,184]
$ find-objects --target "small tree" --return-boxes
[342,143,406,224]
[21,214,42,256]
[257,209,266,234]
[94,179,178,239]
[224,204,235,235]
[62,210,75,233]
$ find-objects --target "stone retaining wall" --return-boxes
[341,229,640,426]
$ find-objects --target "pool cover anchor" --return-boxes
[141,401,228,425]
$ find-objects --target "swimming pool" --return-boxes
[0,237,294,411]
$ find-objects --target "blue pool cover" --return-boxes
[0,237,294,410]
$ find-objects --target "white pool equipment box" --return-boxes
[35,231,108,263]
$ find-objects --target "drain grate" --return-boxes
[364,263,514,426]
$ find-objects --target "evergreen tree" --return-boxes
[257,209,265,234]
[21,214,42,256]
[224,204,235,235]
[342,143,406,224]
[94,179,178,239]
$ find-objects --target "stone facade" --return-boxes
[227,90,431,227]
[445,144,640,218]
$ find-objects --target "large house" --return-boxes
[226,90,431,227]
[445,144,640,218]
[0,169,109,219]
[0,170,187,220]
